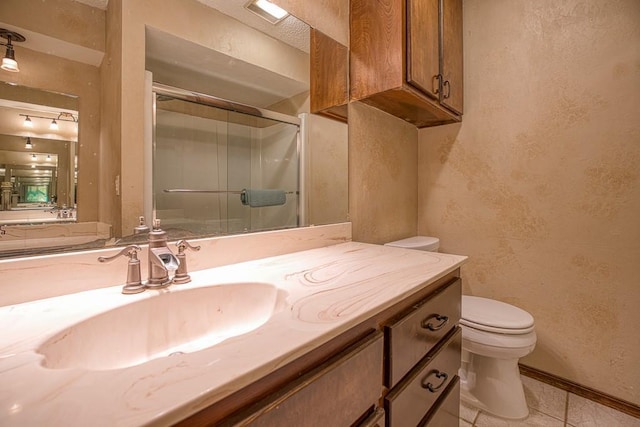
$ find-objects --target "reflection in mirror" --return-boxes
[0,83,97,254]
[0,0,348,258]
[133,3,347,242]
[152,85,300,239]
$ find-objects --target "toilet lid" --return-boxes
[461,296,534,334]
[385,236,439,251]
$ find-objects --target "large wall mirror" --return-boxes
[0,0,348,258]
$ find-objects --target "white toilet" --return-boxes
[385,236,537,420]
[459,296,536,419]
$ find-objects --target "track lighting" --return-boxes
[31,153,36,160]
[0,29,25,73]
[19,113,77,129]
[25,137,33,149]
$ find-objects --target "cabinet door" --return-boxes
[406,0,440,100]
[310,28,349,121]
[441,0,463,114]
[225,331,384,427]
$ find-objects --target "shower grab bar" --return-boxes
[163,189,297,194]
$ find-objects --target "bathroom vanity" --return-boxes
[0,242,466,426]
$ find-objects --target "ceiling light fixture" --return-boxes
[0,29,26,73]
[245,0,289,24]
[31,153,36,160]
[25,137,33,149]
[46,154,52,161]
[19,113,78,129]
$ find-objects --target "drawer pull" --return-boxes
[421,314,449,331]
[421,370,448,393]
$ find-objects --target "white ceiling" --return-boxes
[196,0,309,53]
[73,0,309,53]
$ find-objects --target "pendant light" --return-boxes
[0,29,26,73]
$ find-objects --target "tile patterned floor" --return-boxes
[459,375,640,426]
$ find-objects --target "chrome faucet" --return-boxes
[98,219,202,294]
[146,219,180,289]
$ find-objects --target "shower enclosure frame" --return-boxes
[145,80,304,235]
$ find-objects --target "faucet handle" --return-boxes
[176,240,201,254]
[173,240,201,284]
[98,245,145,294]
[98,245,141,263]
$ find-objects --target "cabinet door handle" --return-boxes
[432,74,442,95]
[443,80,451,99]
[421,370,448,393]
[421,314,449,331]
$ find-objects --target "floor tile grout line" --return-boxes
[564,390,570,426]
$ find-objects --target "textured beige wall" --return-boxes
[350,102,418,244]
[306,113,348,226]
[99,0,123,232]
[418,0,640,404]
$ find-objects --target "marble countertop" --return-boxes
[0,242,466,426]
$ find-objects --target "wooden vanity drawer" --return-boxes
[421,377,460,426]
[359,407,386,427]
[384,328,462,427]
[385,278,461,387]
[223,331,383,427]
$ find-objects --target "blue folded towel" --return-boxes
[240,189,287,207]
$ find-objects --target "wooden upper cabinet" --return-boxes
[406,0,440,100]
[441,0,463,115]
[310,28,349,122]
[350,0,463,128]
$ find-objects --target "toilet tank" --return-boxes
[384,236,440,252]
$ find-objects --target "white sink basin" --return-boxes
[37,282,286,371]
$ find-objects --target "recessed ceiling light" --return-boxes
[245,0,289,24]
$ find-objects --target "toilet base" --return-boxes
[459,351,529,420]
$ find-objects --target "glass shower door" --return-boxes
[153,91,299,238]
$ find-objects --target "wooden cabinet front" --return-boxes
[422,377,461,426]
[310,28,349,122]
[222,331,383,427]
[385,278,461,388]
[350,0,464,128]
[441,0,463,115]
[384,328,462,427]
[406,0,440,100]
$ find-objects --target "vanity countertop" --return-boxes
[0,241,466,426]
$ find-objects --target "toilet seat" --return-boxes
[461,296,534,334]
